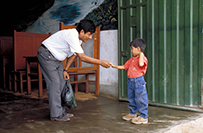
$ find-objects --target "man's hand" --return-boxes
[63,71,70,80]
[100,60,112,68]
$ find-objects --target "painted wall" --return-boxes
[25,0,105,34]
[99,30,118,98]
[25,0,117,34]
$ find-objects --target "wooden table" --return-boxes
[23,56,43,97]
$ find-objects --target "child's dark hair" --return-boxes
[76,19,96,34]
[130,38,146,52]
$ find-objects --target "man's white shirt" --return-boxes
[42,29,84,61]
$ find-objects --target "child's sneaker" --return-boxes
[122,114,137,121]
[131,116,148,124]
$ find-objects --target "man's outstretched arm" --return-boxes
[76,53,111,68]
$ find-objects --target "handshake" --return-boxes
[101,60,124,70]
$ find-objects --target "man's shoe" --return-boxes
[64,112,74,118]
[50,115,70,122]
[131,116,148,124]
[122,114,137,121]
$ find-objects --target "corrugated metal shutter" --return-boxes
[118,0,203,111]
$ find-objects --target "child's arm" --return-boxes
[111,64,125,69]
[139,52,145,67]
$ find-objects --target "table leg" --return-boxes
[26,60,31,95]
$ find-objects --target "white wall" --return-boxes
[99,30,118,98]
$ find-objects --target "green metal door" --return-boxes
[118,0,147,101]
[118,0,203,111]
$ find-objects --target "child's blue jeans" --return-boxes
[127,76,148,119]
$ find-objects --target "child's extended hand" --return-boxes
[110,63,125,69]
[110,63,116,68]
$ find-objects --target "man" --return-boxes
[37,19,111,122]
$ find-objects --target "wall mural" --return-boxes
[25,0,117,34]
[85,0,117,31]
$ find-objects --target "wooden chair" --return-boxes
[9,30,51,96]
[0,36,13,89]
[60,22,100,95]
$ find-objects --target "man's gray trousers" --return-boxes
[37,44,66,118]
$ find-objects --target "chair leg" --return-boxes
[9,73,12,91]
[74,75,78,92]
[85,74,89,93]
[95,70,99,95]
[75,83,78,92]
[14,73,17,92]
[19,73,23,93]
[38,64,43,97]
[27,75,31,95]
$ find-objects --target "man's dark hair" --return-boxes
[76,19,96,34]
[130,38,146,52]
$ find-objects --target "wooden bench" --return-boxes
[9,30,51,96]
[60,22,100,95]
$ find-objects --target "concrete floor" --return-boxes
[0,90,203,133]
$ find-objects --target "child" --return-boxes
[111,38,148,124]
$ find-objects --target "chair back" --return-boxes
[13,30,51,71]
